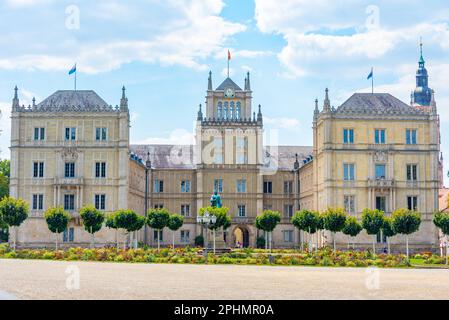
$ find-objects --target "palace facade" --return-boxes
[9,49,443,251]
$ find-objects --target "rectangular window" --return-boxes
[153,230,163,241]
[407,164,418,181]
[237,179,247,193]
[63,227,75,243]
[343,164,355,181]
[284,181,293,194]
[376,231,387,244]
[406,129,417,145]
[284,205,294,218]
[263,204,273,211]
[407,196,418,211]
[283,230,294,243]
[214,179,223,193]
[344,196,356,214]
[181,180,191,193]
[65,163,75,178]
[32,194,44,210]
[376,196,386,212]
[34,127,45,141]
[95,127,107,141]
[154,179,164,193]
[154,204,164,209]
[236,137,247,164]
[375,164,386,180]
[95,194,106,211]
[95,162,106,178]
[238,205,246,217]
[263,181,273,194]
[181,204,191,217]
[65,127,76,141]
[374,129,386,144]
[181,230,190,243]
[343,129,354,144]
[33,162,44,178]
[64,194,75,211]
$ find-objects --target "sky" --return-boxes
[0,0,449,183]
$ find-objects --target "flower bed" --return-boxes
[0,243,429,268]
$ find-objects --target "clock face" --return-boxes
[224,87,235,98]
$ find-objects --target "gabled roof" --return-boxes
[216,77,242,91]
[36,90,115,112]
[336,93,426,116]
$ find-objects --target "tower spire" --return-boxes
[323,88,331,112]
[208,71,213,91]
[245,71,251,91]
[12,86,19,110]
[197,104,203,121]
[120,86,128,109]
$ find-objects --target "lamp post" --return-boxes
[197,211,217,263]
[144,152,152,246]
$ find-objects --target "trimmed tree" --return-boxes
[361,208,385,254]
[147,208,170,252]
[291,209,320,251]
[105,212,119,249]
[199,206,231,253]
[168,214,184,249]
[255,210,281,252]
[322,208,347,252]
[392,208,421,260]
[0,197,29,250]
[44,207,71,250]
[434,211,449,265]
[342,216,362,249]
[115,209,145,249]
[79,205,105,248]
[382,217,397,255]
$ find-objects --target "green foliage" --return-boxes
[434,212,449,236]
[392,208,421,235]
[147,208,170,230]
[105,212,118,229]
[0,160,10,178]
[322,208,347,233]
[80,205,105,234]
[44,207,71,234]
[256,236,266,249]
[168,214,184,231]
[0,160,10,201]
[342,216,362,237]
[0,196,29,227]
[199,206,231,230]
[382,217,397,238]
[115,209,145,232]
[194,235,204,247]
[291,210,320,234]
[255,210,281,232]
[361,208,385,235]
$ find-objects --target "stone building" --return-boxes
[9,47,443,251]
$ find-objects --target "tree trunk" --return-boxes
[213,229,216,255]
[347,235,350,249]
[265,231,268,250]
[352,238,355,250]
[372,236,376,256]
[157,229,161,252]
[269,231,272,253]
[333,232,336,252]
[172,230,175,250]
[406,235,409,260]
[308,228,312,251]
[115,229,119,251]
[300,230,304,251]
[90,226,94,249]
[387,238,391,255]
[55,230,58,251]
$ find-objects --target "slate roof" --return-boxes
[130,145,313,171]
[216,77,242,91]
[336,93,426,116]
[35,90,115,112]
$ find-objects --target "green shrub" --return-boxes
[194,235,204,247]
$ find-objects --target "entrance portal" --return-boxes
[233,227,250,248]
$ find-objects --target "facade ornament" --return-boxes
[374,150,388,162]
[61,147,79,161]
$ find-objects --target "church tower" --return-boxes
[412,40,433,107]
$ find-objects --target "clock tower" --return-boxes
[194,72,264,246]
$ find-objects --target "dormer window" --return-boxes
[217,102,223,119]
[236,102,241,119]
[223,102,229,120]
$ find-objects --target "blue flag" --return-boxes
[69,64,77,75]
[367,68,373,80]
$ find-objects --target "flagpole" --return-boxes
[227,54,230,78]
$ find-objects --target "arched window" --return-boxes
[236,102,241,120]
[217,102,222,119]
[223,102,229,120]
[230,102,235,120]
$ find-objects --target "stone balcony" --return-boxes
[54,177,84,186]
[367,178,395,188]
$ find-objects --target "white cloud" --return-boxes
[0,102,11,159]
[132,128,195,145]
[5,0,52,8]
[265,117,300,131]
[0,0,246,74]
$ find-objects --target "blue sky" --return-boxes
[1,0,449,182]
